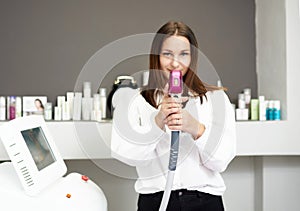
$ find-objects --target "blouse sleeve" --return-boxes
[110,88,169,167]
[195,90,236,172]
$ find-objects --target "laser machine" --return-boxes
[0,115,107,211]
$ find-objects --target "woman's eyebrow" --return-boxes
[161,49,190,52]
[161,49,173,52]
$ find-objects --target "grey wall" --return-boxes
[0,0,256,107]
[256,0,287,119]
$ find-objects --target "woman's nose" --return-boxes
[171,58,180,68]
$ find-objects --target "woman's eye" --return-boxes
[162,52,173,57]
[180,52,190,56]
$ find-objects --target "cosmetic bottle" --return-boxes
[243,88,251,105]
[81,82,93,121]
[235,108,249,120]
[243,88,251,118]
[273,100,281,120]
[81,97,93,120]
[236,93,248,120]
[73,92,82,121]
[54,106,62,121]
[93,110,102,122]
[250,99,259,120]
[266,101,274,120]
[265,101,269,120]
[56,96,65,120]
[57,96,65,109]
[9,96,16,120]
[83,82,92,98]
[6,97,10,120]
[62,100,71,121]
[238,93,246,109]
[92,94,102,121]
[258,96,266,121]
[66,92,74,119]
[16,96,22,118]
[99,88,107,119]
[44,102,52,120]
[0,97,6,120]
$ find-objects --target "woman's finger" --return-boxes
[163,83,169,96]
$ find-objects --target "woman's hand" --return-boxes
[165,109,205,140]
[155,91,205,140]
[155,94,184,130]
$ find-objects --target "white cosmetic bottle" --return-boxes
[82,97,93,120]
[92,94,102,121]
[15,96,22,118]
[99,88,107,119]
[73,92,82,121]
[66,92,74,119]
[258,96,266,121]
[44,102,53,120]
[81,82,93,120]
[83,82,92,98]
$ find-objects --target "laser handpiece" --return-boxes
[158,70,183,211]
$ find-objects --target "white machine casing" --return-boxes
[0,115,67,196]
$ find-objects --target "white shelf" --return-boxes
[235,120,297,156]
[1,120,299,161]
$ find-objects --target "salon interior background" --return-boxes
[0,0,256,105]
[2,1,300,211]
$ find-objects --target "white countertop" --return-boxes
[0,120,298,161]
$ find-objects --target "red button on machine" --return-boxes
[81,175,89,182]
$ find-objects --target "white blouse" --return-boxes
[111,88,236,196]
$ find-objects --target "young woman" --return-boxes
[111,21,236,211]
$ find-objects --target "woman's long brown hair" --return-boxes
[141,21,222,108]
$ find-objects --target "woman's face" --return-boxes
[159,35,191,78]
[35,100,41,108]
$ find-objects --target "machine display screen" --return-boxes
[21,127,56,171]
